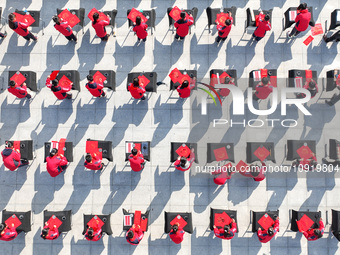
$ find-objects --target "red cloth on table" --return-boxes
[47,215,63,229]
[169,68,183,83]
[86,140,102,159]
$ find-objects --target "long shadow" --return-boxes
[264,33,283,70]
[32,229,53,254]
[0,166,16,206]
[154,39,171,82]
[46,37,75,69]
[191,229,222,254]
[0,97,30,139]
[151,96,184,147]
[31,166,55,214]
[301,103,336,143]
[149,166,183,225]
[34,101,72,149]
[230,236,262,255]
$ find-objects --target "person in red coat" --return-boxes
[84,153,103,170]
[92,12,110,41]
[85,75,106,98]
[128,77,146,100]
[301,219,324,241]
[133,16,148,43]
[41,222,59,240]
[46,148,68,177]
[257,217,279,243]
[213,219,237,240]
[253,77,273,101]
[46,76,72,100]
[84,220,103,241]
[212,163,234,185]
[288,3,314,38]
[52,16,77,43]
[216,15,233,44]
[128,148,145,172]
[8,80,31,99]
[174,12,194,40]
[253,13,271,41]
[1,141,29,171]
[169,223,185,244]
[174,148,195,171]
[0,223,18,241]
[126,224,144,245]
[297,80,318,99]
[8,13,37,41]
[177,78,196,98]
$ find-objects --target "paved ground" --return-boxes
[0,0,340,254]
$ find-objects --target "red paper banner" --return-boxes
[93,71,106,84]
[311,23,323,36]
[170,215,187,228]
[138,75,150,87]
[303,35,314,46]
[169,68,183,83]
[88,8,108,22]
[87,216,104,230]
[14,12,35,26]
[176,144,190,158]
[58,75,73,90]
[215,13,229,25]
[5,215,22,229]
[127,8,148,23]
[254,146,270,162]
[258,213,274,230]
[47,215,63,229]
[10,72,26,86]
[58,9,80,28]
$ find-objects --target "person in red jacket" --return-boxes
[84,220,103,241]
[174,148,195,171]
[133,16,148,43]
[253,13,271,41]
[8,13,37,41]
[288,3,314,38]
[92,12,110,41]
[177,78,196,98]
[128,77,146,100]
[257,217,279,243]
[213,219,237,240]
[84,153,103,170]
[46,148,68,177]
[8,80,31,99]
[174,12,194,40]
[1,141,29,171]
[41,222,59,240]
[46,76,72,100]
[216,15,233,44]
[169,223,185,244]
[85,75,106,98]
[212,163,234,185]
[52,16,77,43]
[126,224,144,245]
[253,77,273,101]
[128,148,145,172]
[301,218,324,241]
[0,223,18,241]
[297,80,318,99]
[0,32,7,39]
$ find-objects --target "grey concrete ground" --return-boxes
[0,0,340,254]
